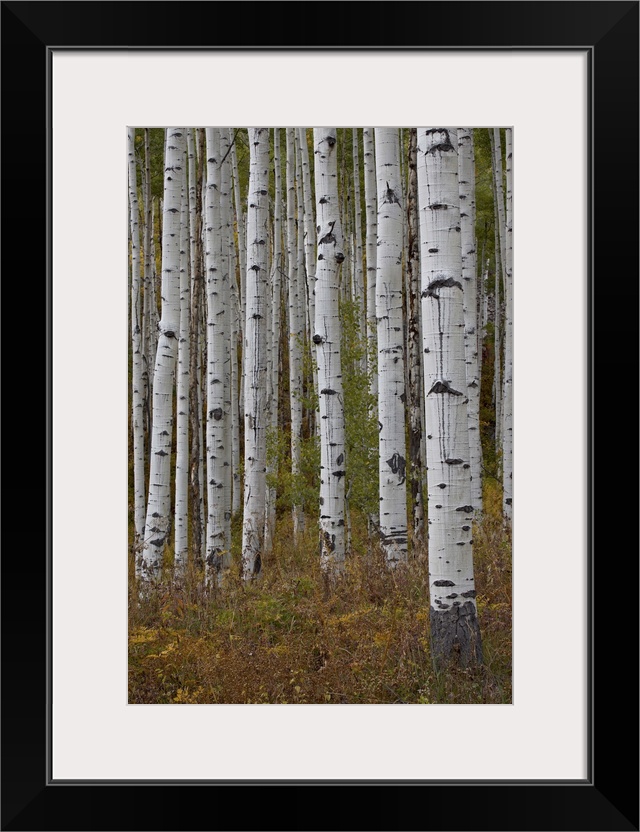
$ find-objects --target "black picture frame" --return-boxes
[2,2,638,830]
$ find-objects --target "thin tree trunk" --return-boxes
[490,128,505,455]
[363,128,378,402]
[286,129,304,539]
[406,129,424,545]
[264,128,283,554]
[231,137,246,426]
[458,129,483,515]
[140,128,186,581]
[141,129,153,437]
[298,127,319,424]
[218,128,233,574]
[204,129,227,582]
[417,127,483,667]
[128,129,145,545]
[313,128,347,575]
[174,185,190,568]
[502,128,513,520]
[352,130,366,366]
[375,128,408,565]
[187,129,203,568]
[242,128,270,579]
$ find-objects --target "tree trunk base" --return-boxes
[430,601,483,668]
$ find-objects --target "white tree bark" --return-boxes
[141,128,153,431]
[458,129,483,515]
[352,130,367,363]
[265,128,283,553]
[204,128,228,581]
[490,128,505,454]
[187,128,203,566]
[374,128,408,565]
[242,128,270,579]
[363,128,378,402]
[298,127,319,418]
[286,128,304,538]
[140,128,186,581]
[231,136,246,425]
[230,229,242,517]
[218,128,233,571]
[502,128,513,520]
[417,127,482,666]
[174,183,190,567]
[128,129,146,545]
[313,128,346,574]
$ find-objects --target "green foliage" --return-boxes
[266,426,320,516]
[340,298,379,520]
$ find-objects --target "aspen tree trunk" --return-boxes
[218,129,233,570]
[340,131,352,303]
[196,129,207,561]
[294,132,310,460]
[417,128,482,666]
[286,129,304,538]
[313,128,346,574]
[406,129,425,544]
[242,128,270,579]
[458,129,483,515]
[352,130,366,361]
[149,198,159,381]
[502,128,513,519]
[493,204,502,450]
[265,128,283,553]
[140,128,186,581]
[375,128,408,564]
[141,129,153,432]
[204,129,227,581]
[128,129,146,544]
[230,233,242,516]
[174,186,190,568]
[363,128,378,400]
[231,137,246,425]
[490,129,506,453]
[298,128,319,417]
[187,129,203,567]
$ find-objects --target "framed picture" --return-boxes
[2,2,637,829]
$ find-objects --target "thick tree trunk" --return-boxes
[313,128,347,575]
[242,128,270,579]
[140,128,186,581]
[417,127,483,667]
[374,128,408,565]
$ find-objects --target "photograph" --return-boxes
[128,126,513,705]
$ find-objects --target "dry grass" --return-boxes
[128,480,511,704]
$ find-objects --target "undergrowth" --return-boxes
[128,479,511,705]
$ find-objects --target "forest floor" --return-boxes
[128,479,511,705]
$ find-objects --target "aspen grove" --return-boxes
[129,128,513,703]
